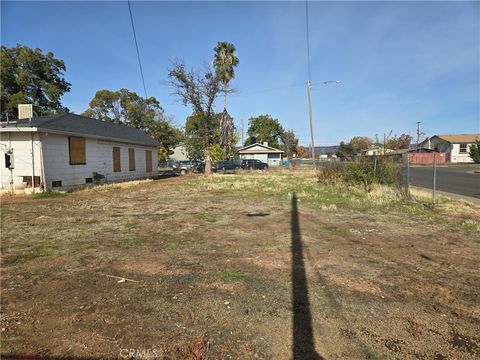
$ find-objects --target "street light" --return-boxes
[307,80,341,165]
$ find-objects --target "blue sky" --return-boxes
[2,1,479,146]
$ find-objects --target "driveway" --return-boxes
[409,165,480,199]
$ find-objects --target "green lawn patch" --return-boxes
[217,269,248,280]
[32,192,68,199]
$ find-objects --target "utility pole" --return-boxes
[416,121,425,151]
[307,80,315,162]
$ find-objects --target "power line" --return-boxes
[127,0,148,98]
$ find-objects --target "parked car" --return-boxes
[172,160,197,175]
[241,159,268,170]
[213,160,241,173]
[195,162,206,173]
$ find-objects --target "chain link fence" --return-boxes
[314,153,444,207]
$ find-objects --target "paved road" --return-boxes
[409,166,480,199]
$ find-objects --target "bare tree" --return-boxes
[168,62,221,175]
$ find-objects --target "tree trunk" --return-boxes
[224,81,227,111]
[204,150,212,176]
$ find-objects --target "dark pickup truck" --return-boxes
[241,159,268,170]
[213,160,241,173]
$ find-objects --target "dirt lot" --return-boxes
[1,171,479,359]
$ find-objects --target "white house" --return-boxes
[237,142,284,166]
[419,134,479,163]
[169,144,189,161]
[0,113,159,192]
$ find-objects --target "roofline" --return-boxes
[0,125,37,132]
[425,134,480,144]
[0,125,159,147]
[238,149,284,153]
[237,142,284,152]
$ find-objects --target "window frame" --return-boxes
[145,150,152,173]
[128,148,136,171]
[113,147,121,172]
[68,136,86,165]
[459,144,468,153]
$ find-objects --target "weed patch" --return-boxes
[118,235,153,247]
[32,192,68,199]
[217,269,248,280]
[3,246,56,266]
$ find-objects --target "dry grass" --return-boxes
[1,172,479,359]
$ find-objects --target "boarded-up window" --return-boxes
[113,147,121,172]
[128,148,136,171]
[145,150,152,173]
[69,136,86,165]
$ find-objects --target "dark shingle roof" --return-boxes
[0,113,159,146]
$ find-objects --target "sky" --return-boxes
[1,1,479,146]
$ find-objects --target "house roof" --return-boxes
[435,134,480,143]
[0,113,159,147]
[237,143,284,153]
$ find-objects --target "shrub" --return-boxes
[342,159,376,191]
[375,157,403,187]
[316,162,344,185]
[469,140,480,164]
[317,157,402,192]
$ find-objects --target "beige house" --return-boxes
[419,134,479,163]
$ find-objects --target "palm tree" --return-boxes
[213,41,239,111]
[213,42,239,158]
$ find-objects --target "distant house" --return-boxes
[0,113,159,192]
[419,134,479,163]
[170,144,189,162]
[364,146,395,156]
[306,146,339,159]
[237,142,284,166]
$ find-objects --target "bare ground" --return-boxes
[1,172,479,359]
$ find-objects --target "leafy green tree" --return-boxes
[281,130,299,158]
[386,133,413,150]
[336,141,354,160]
[349,136,373,153]
[210,144,225,162]
[1,44,71,119]
[83,89,180,155]
[245,115,285,149]
[183,111,236,161]
[168,61,221,175]
[184,112,220,162]
[469,139,480,164]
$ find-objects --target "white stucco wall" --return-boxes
[1,131,158,190]
[422,137,474,163]
[0,131,43,190]
[42,133,158,189]
[449,143,473,163]
[170,145,189,161]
